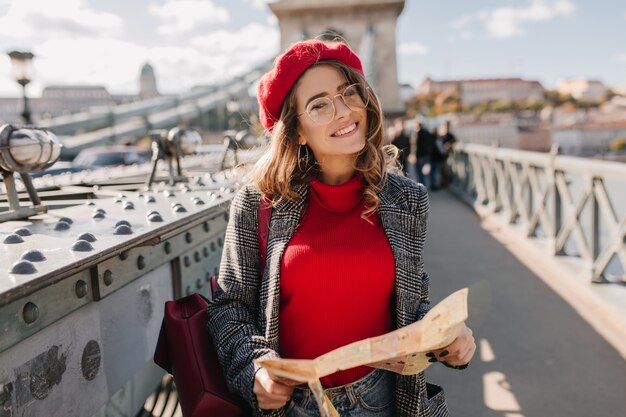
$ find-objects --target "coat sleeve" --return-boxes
[206,185,280,408]
[414,182,432,320]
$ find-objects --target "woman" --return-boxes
[207,39,475,417]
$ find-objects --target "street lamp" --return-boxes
[7,50,35,124]
[0,124,62,222]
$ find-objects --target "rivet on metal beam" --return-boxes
[171,202,188,213]
[23,302,39,324]
[213,266,219,275]
[4,234,24,244]
[13,228,32,236]
[54,221,71,231]
[196,278,202,289]
[202,247,209,258]
[103,270,113,286]
[75,280,88,298]
[86,200,95,206]
[137,255,145,270]
[77,232,97,242]
[193,197,205,205]
[218,237,223,247]
[71,240,94,252]
[117,193,127,199]
[119,251,129,261]
[59,216,73,224]
[203,221,209,232]
[92,212,105,220]
[185,286,191,296]
[123,201,135,210]
[183,256,191,267]
[10,260,37,274]
[194,251,201,263]
[21,249,46,262]
[114,225,133,235]
[163,241,172,254]
[115,220,131,228]
[205,272,211,282]
[185,232,193,244]
[93,208,106,215]
[147,212,163,222]
[210,242,216,252]
[165,191,175,198]
[145,195,156,203]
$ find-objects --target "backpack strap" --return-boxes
[258,195,272,272]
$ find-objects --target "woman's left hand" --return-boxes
[428,323,476,367]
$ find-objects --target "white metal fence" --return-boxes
[450,143,626,282]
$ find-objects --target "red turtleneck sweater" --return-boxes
[279,174,395,387]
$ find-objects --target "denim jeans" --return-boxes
[285,369,395,417]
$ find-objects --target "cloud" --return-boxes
[0,0,123,40]
[148,0,230,35]
[190,22,279,79]
[398,42,429,56]
[453,0,575,39]
[245,0,270,9]
[14,22,279,96]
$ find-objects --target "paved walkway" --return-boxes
[422,189,626,417]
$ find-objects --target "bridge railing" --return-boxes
[450,143,626,282]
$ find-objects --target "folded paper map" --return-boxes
[255,288,469,417]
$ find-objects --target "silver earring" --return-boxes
[298,144,310,171]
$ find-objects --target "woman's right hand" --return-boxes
[254,368,295,410]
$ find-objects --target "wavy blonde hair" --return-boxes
[253,60,398,217]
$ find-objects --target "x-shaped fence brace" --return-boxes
[450,144,626,282]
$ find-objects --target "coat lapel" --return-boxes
[261,184,308,350]
[378,176,424,329]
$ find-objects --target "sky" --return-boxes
[0,0,625,98]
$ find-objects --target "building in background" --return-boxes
[417,77,545,106]
[557,78,607,101]
[0,62,160,124]
[139,63,159,100]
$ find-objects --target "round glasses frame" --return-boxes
[297,83,370,125]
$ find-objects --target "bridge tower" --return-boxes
[139,62,159,99]
[268,0,406,116]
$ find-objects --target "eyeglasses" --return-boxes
[297,83,369,125]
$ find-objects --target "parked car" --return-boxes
[72,146,150,168]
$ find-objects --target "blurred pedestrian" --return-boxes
[391,117,410,176]
[439,121,457,188]
[412,119,435,188]
[429,126,443,191]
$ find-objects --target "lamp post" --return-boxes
[7,51,34,124]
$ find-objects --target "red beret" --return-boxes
[257,40,364,132]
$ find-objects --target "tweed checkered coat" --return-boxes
[207,173,449,417]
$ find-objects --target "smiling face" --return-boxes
[294,64,368,177]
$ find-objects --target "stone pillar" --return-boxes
[268,0,405,116]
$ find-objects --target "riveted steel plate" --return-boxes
[95,209,228,299]
[0,190,232,305]
[0,269,92,353]
[179,234,225,299]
